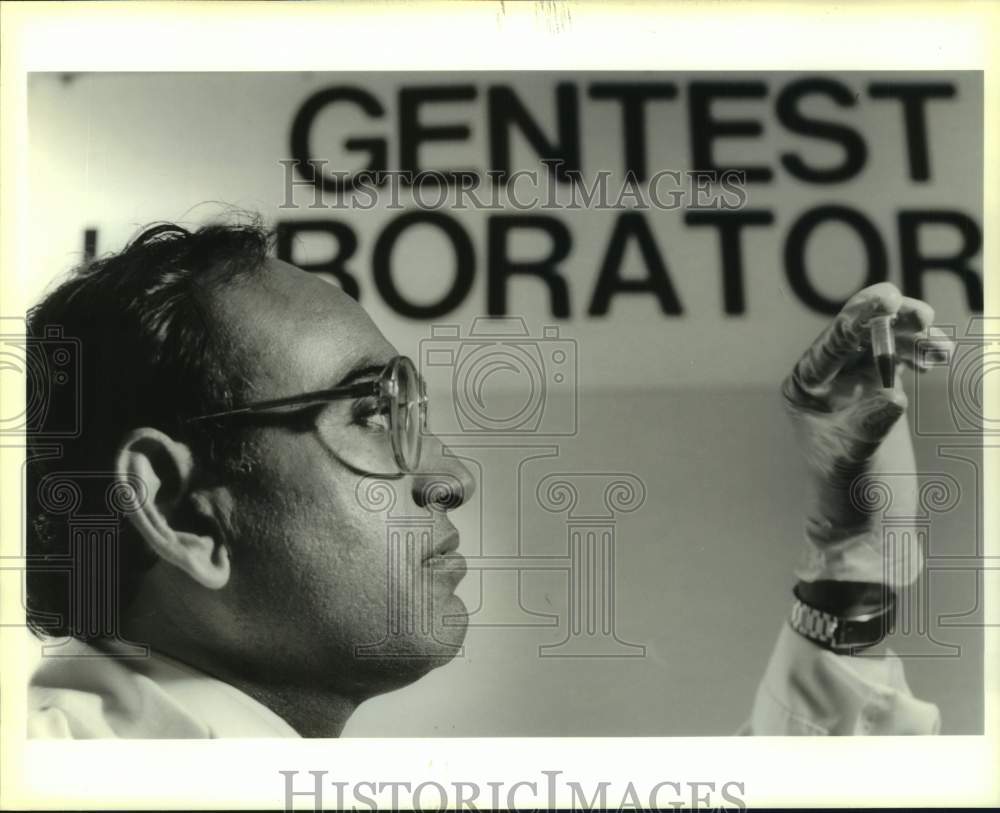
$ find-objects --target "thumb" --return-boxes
[848,388,908,443]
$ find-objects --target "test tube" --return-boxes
[870,314,896,389]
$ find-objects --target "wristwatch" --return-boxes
[788,581,897,654]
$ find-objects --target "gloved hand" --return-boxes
[781,283,954,589]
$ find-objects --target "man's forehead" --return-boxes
[206,258,395,394]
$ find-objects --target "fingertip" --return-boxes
[885,387,908,411]
[846,282,903,324]
[897,296,936,331]
[865,281,903,311]
[871,387,907,418]
[857,390,907,437]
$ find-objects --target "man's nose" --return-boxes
[411,433,476,511]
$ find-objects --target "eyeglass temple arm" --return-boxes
[184,380,380,423]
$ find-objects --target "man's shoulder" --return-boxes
[28,636,211,739]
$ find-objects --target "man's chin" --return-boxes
[344,596,468,692]
[430,593,469,652]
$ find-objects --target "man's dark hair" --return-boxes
[25,218,272,641]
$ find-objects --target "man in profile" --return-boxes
[26,218,951,737]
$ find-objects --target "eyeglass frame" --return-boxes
[182,355,428,474]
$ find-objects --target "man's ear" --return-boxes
[116,427,231,590]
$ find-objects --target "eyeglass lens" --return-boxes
[391,356,424,473]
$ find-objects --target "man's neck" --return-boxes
[224,678,358,738]
[121,615,359,738]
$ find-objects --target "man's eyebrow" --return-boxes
[333,360,388,388]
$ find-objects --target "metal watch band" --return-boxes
[788,590,897,654]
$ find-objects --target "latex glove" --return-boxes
[781,283,955,588]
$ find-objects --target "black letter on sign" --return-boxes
[688,81,772,183]
[784,205,888,315]
[373,211,475,319]
[588,82,678,181]
[276,220,360,300]
[776,78,868,184]
[488,216,571,317]
[290,87,387,193]
[898,210,983,312]
[868,83,956,182]
[685,210,775,315]
[589,213,682,316]
[488,83,581,183]
[398,85,478,185]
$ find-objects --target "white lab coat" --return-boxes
[28,622,940,738]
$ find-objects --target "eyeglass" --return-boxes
[184,355,428,475]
